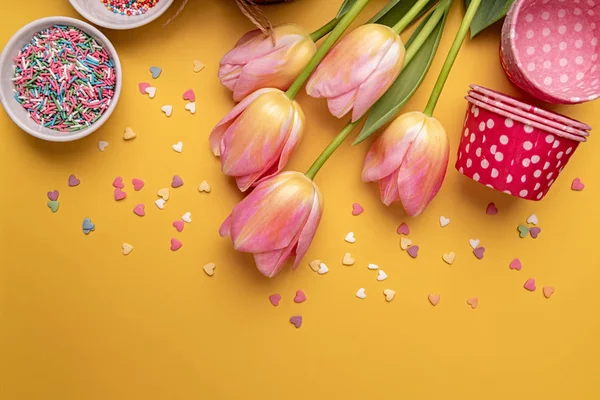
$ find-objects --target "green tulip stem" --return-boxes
[404,1,447,65]
[309,17,340,42]
[392,0,431,34]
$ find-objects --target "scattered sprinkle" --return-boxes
[98,141,108,151]
[289,315,302,328]
[132,178,144,191]
[138,82,150,94]
[407,245,419,258]
[486,202,498,215]
[344,232,356,243]
[173,220,184,232]
[170,238,182,251]
[193,60,204,73]
[144,86,157,98]
[367,263,379,270]
[171,175,184,188]
[133,204,145,216]
[397,222,409,235]
[442,252,455,265]
[203,262,216,276]
[105,1,158,16]
[123,127,136,140]
[530,227,541,239]
[400,237,412,250]
[161,104,173,117]
[473,247,485,260]
[185,102,196,114]
[157,188,170,200]
[198,180,211,193]
[112,176,124,189]
[82,217,95,234]
[342,253,355,266]
[351,202,364,216]
[68,174,80,187]
[509,258,522,270]
[317,262,329,275]
[114,188,126,201]
[428,294,440,306]
[155,198,166,210]
[543,286,555,299]
[524,278,536,291]
[517,225,530,238]
[47,190,59,201]
[182,89,195,102]
[571,177,585,191]
[469,239,480,249]
[355,288,367,299]
[181,212,192,223]
[121,243,133,255]
[383,289,395,302]
[172,141,183,153]
[269,294,281,306]
[377,270,388,281]
[439,216,450,227]
[47,200,59,213]
[308,259,320,272]
[466,297,479,309]
[294,290,307,303]
[149,66,162,79]
[526,213,538,225]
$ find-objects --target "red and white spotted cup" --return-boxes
[500,0,600,104]
[456,95,586,201]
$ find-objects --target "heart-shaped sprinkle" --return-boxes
[114,188,126,201]
[317,262,329,275]
[294,290,307,303]
[377,270,388,281]
[170,238,183,251]
[171,175,184,188]
[543,286,555,299]
[355,288,367,299]
[161,104,173,117]
[185,102,196,114]
[47,190,59,201]
[509,258,522,271]
[530,227,541,239]
[486,202,498,215]
[344,232,356,243]
[198,180,211,193]
[144,86,157,98]
[428,294,440,306]
[383,289,395,302]
[203,262,216,276]
[98,141,108,151]
[469,239,480,249]
[112,176,124,189]
[157,188,170,200]
[138,82,150,94]
[397,223,409,235]
[442,252,455,265]
[524,278,536,291]
[571,177,585,191]
[155,198,166,210]
[182,212,192,223]
[182,89,196,102]
[473,247,485,260]
[290,316,302,328]
[123,127,136,140]
[467,297,479,309]
[132,178,144,191]
[122,243,133,255]
[133,204,145,216]
[517,225,530,238]
[68,174,80,187]
[193,60,204,73]
[82,217,95,234]
[527,213,538,225]
[400,237,413,250]
[172,141,183,153]
[342,253,355,266]
[173,220,184,232]
[47,200,59,213]
[407,245,419,258]
[149,66,162,79]
[308,259,321,272]
[351,202,364,216]
[269,294,281,306]
[367,263,379,270]
[440,216,450,227]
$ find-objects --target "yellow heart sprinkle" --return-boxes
[383,289,395,302]
[203,262,216,276]
[400,237,413,250]
[442,252,456,265]
[193,60,205,73]
[121,243,133,255]
[123,127,136,140]
[157,188,169,201]
[198,180,211,193]
[308,259,321,272]
[342,252,355,266]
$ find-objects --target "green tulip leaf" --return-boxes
[466,0,515,38]
[354,2,450,144]
[367,0,437,26]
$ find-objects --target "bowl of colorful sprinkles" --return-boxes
[69,0,174,30]
[0,17,121,142]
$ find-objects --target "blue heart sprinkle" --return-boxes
[149,66,162,79]
[82,218,95,235]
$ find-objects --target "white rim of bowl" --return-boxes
[0,16,122,142]
[69,0,175,30]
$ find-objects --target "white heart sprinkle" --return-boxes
[121,243,133,255]
[356,288,367,299]
[377,270,388,281]
[367,263,379,270]
[98,141,108,151]
[198,180,211,193]
[317,262,329,275]
[155,198,166,210]
[144,86,157,98]
[469,239,480,249]
[440,216,451,227]
[185,102,196,114]
[344,232,356,243]
[172,141,183,153]
[161,104,173,117]
[182,212,192,223]
[527,213,538,225]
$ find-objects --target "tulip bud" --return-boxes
[306,24,406,122]
[220,172,323,278]
[362,111,449,216]
[219,24,317,102]
[209,88,305,192]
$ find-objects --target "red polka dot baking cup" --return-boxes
[500,0,600,104]
[456,95,585,201]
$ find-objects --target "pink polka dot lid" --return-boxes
[501,0,600,104]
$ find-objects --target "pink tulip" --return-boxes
[219,24,317,102]
[362,111,449,216]
[220,172,323,278]
[209,88,305,192]
[306,24,406,122]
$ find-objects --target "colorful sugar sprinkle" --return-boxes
[203,262,216,276]
[486,202,498,215]
[397,222,409,235]
[509,258,522,271]
[543,286,555,299]
[12,25,116,132]
[68,174,80,187]
[103,0,160,16]
[132,178,144,191]
[198,180,211,193]
[473,247,485,260]
[571,177,585,191]
[530,227,541,239]
[383,289,395,302]
[133,204,145,216]
[149,66,162,79]
[269,294,281,306]
[170,238,182,251]
[193,60,204,73]
[112,176,124,189]
[428,294,440,306]
[524,278,536,291]
[351,202,364,216]
[98,140,108,151]
[466,297,478,309]
[182,89,195,101]
[173,220,184,232]
[47,190,59,201]
[289,316,302,328]
[171,175,184,188]
[121,243,133,255]
[47,200,59,213]
[82,217,95,234]
[114,188,126,201]
[407,245,419,258]
[517,225,530,238]
[294,290,307,303]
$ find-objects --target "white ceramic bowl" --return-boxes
[0,16,122,142]
[69,0,175,30]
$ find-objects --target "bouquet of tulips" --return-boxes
[211,0,510,278]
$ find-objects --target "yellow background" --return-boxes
[1,1,599,399]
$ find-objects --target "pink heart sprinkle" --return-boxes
[112,176,124,189]
[171,175,184,188]
[509,258,522,271]
[397,223,410,235]
[173,220,184,232]
[294,290,307,303]
[571,178,585,191]
[132,178,145,191]
[486,202,498,215]
[133,204,145,216]
[68,174,80,187]
[407,245,419,258]
[524,278,536,291]
[473,247,485,260]
[467,297,479,309]
[138,82,151,94]
[47,190,59,201]
[170,238,182,251]
[182,89,195,102]
[269,294,281,306]
[114,188,127,201]
[529,227,541,239]
[289,315,302,329]
[351,202,364,216]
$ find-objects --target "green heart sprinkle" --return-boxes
[517,225,530,238]
[47,200,59,213]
